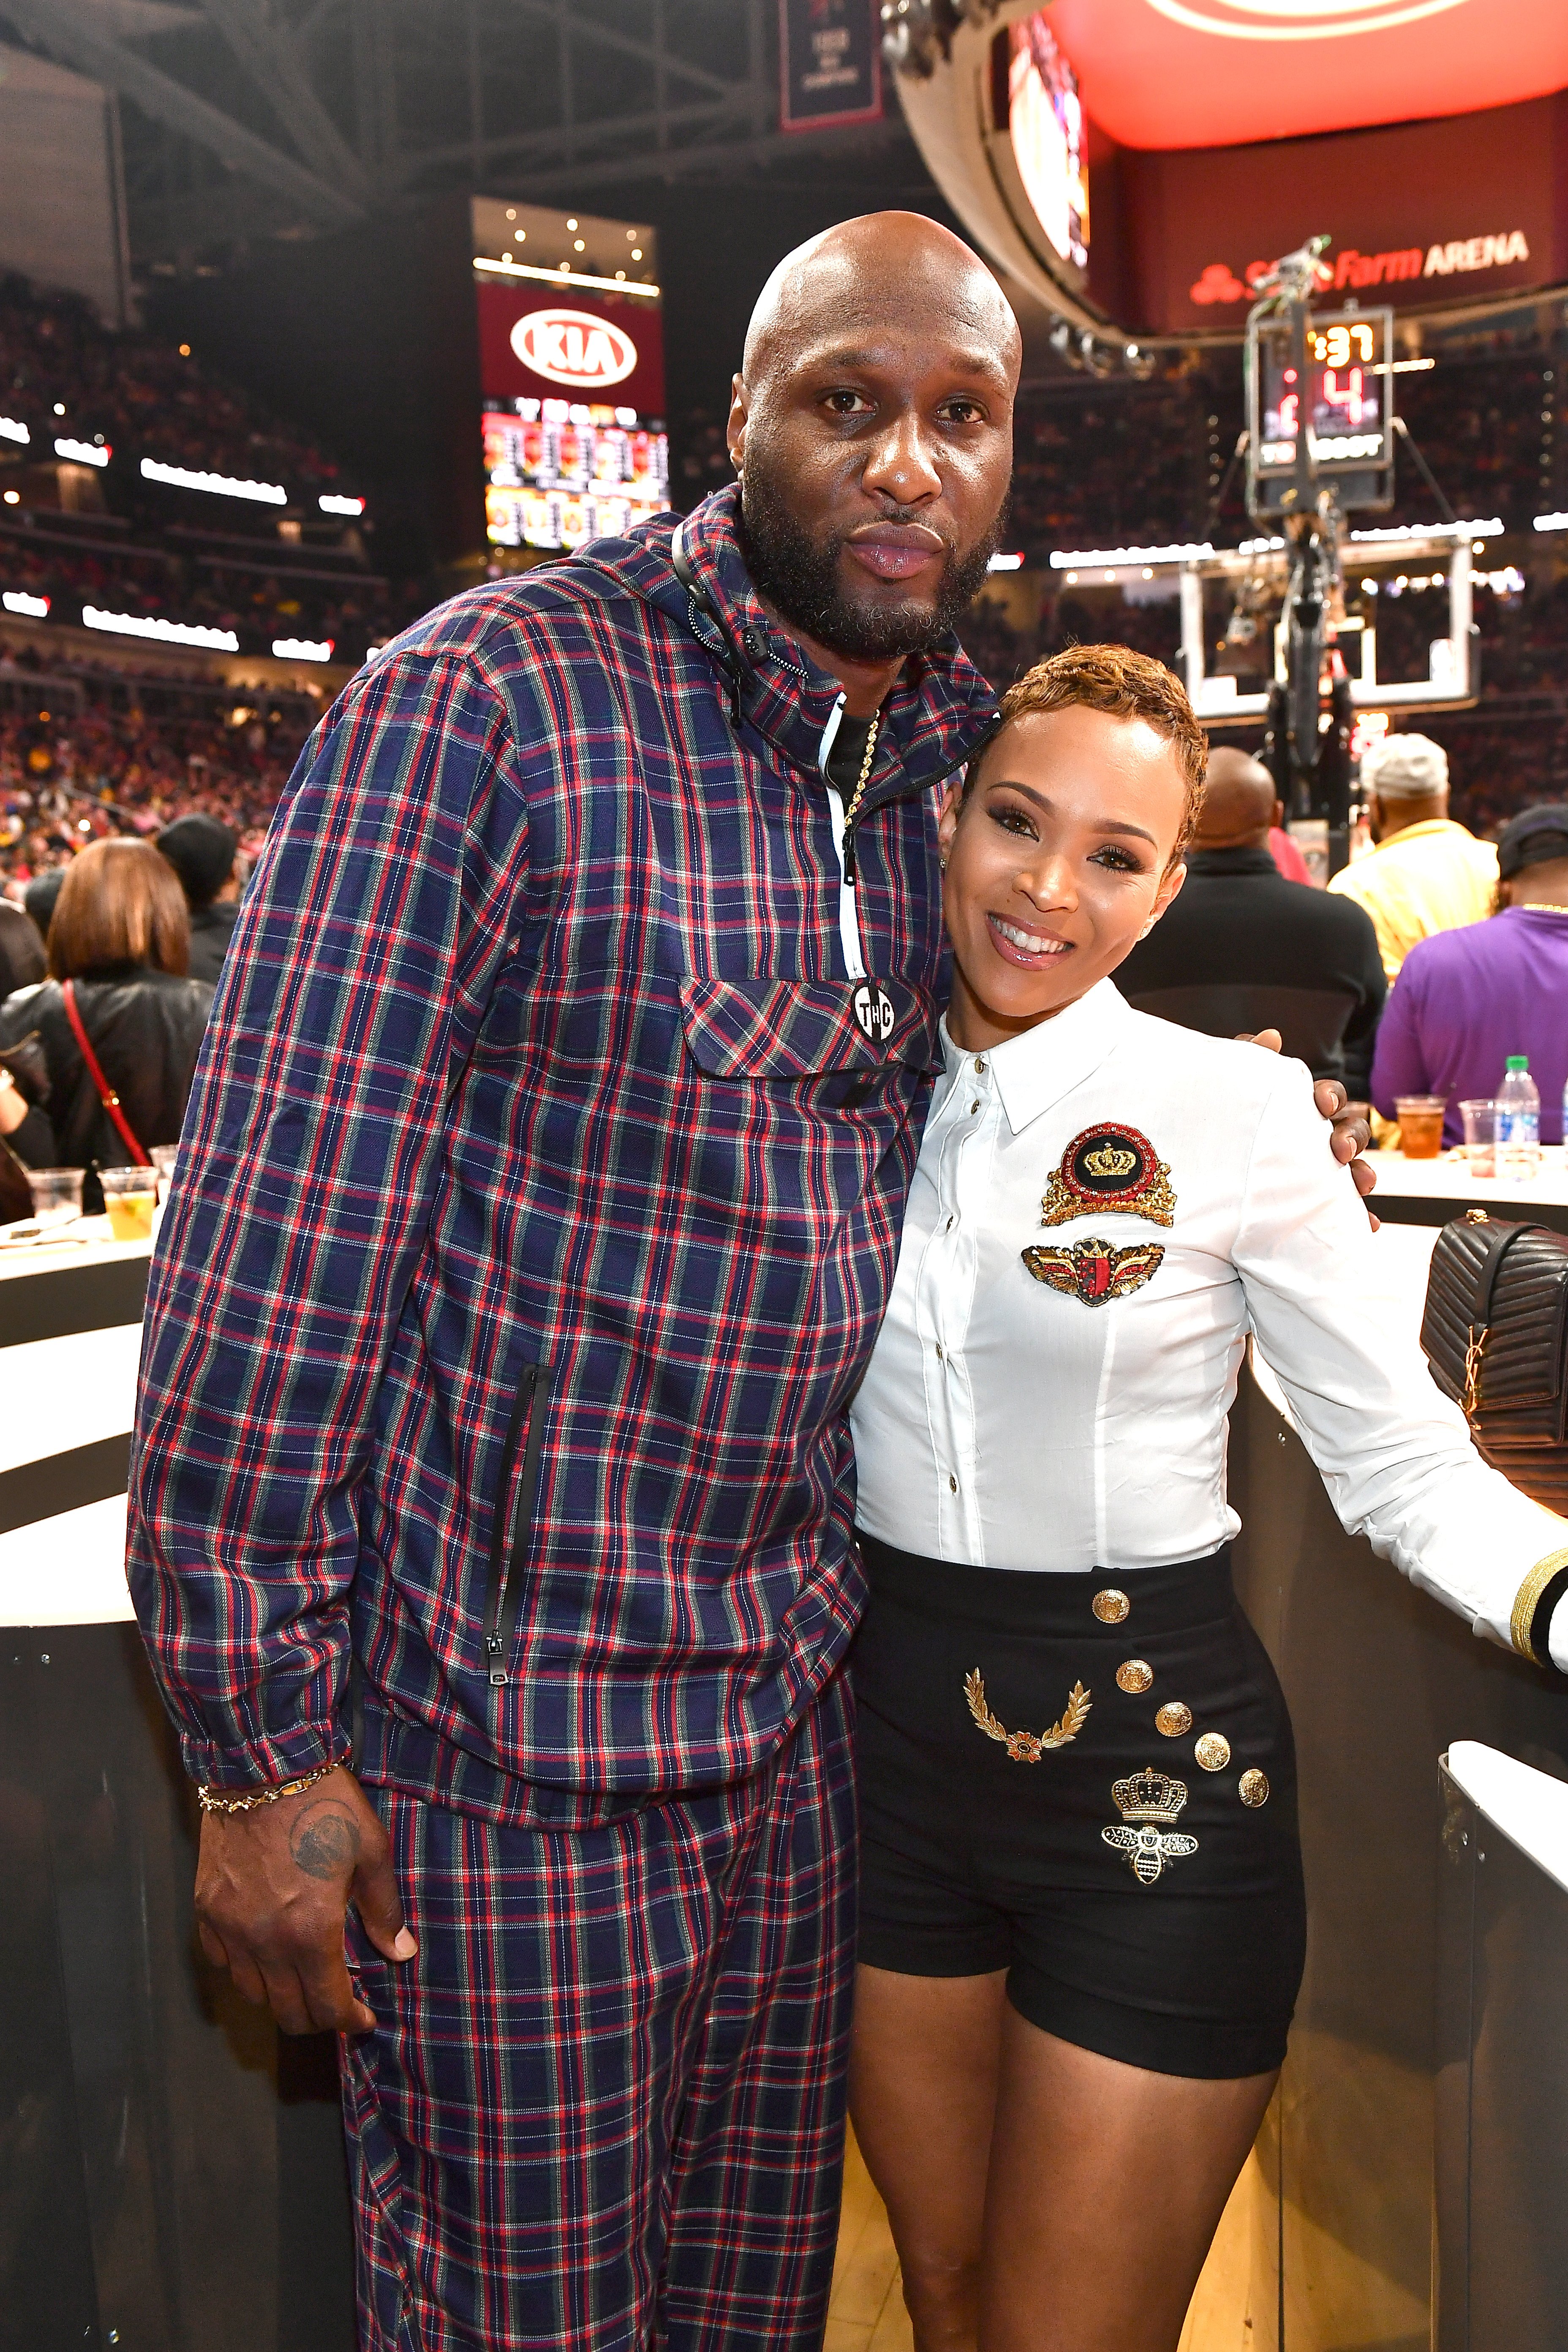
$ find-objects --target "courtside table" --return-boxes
[0,1223,354,2352]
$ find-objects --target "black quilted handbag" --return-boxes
[1421,1210,1568,1514]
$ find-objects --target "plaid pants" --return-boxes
[340,1675,857,2352]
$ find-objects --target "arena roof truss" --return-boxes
[0,0,913,270]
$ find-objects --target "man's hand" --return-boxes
[194,1766,416,2035]
[1238,1028,1378,1225]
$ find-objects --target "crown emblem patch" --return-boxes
[1102,1767,1200,1886]
[1040,1123,1176,1230]
[1022,1236,1164,1307]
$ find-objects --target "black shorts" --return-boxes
[852,1535,1306,2081]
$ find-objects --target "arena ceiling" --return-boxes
[0,0,914,269]
[1047,0,1568,151]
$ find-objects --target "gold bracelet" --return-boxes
[1510,1549,1568,1665]
[197,1761,339,1815]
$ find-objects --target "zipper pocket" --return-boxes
[482,1361,552,1689]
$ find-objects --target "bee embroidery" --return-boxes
[1021,1235,1165,1307]
[1101,1767,1200,1887]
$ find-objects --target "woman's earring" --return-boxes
[939,852,948,872]
[1138,920,1154,938]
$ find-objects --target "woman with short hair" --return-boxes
[848,646,1568,2352]
[0,837,212,1202]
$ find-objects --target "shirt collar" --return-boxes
[596,485,999,800]
[1374,817,1471,849]
[942,977,1133,1137]
[1185,845,1279,877]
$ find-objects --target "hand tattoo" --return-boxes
[289,1800,361,1882]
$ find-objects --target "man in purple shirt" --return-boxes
[1372,803,1568,1144]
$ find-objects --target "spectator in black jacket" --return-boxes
[1116,747,1387,1101]
[0,839,212,1207]
[156,814,240,985]
[0,896,45,999]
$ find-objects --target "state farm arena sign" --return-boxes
[476,280,665,416]
[1190,231,1534,310]
[1113,96,1564,337]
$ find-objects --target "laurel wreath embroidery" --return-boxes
[964,1671,1092,1762]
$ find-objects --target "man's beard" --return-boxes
[737,458,1005,664]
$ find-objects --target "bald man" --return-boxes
[128,216,1369,2351]
[126,212,1016,2352]
[1118,746,1386,1097]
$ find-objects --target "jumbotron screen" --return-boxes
[482,405,668,553]
[472,198,668,555]
[1007,14,1088,272]
[1255,311,1392,476]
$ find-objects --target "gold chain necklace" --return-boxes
[839,711,880,884]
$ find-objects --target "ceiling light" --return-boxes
[616,270,626,281]
[627,229,637,241]
[141,457,285,503]
[631,248,643,261]
[574,239,585,252]
[566,218,578,230]
[2,490,18,504]
[1144,0,1467,38]
[52,403,65,416]
[505,207,516,220]
[514,229,525,242]
[179,343,191,357]
[83,606,238,651]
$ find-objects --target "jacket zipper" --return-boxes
[483,1361,552,1689]
[817,693,868,981]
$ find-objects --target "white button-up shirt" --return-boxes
[851,979,1568,1663]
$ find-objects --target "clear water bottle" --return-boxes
[1498,1055,1541,1179]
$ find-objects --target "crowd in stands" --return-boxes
[0,271,415,660]
[0,651,310,892]
[0,272,350,493]
[0,528,408,652]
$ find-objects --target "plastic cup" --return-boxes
[99,1164,158,1242]
[24,1167,84,1230]
[1459,1099,1498,1179]
[150,1143,178,1200]
[1395,1095,1447,1160]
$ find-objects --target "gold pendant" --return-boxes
[964,1670,1092,1762]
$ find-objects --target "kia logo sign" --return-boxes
[509,308,638,389]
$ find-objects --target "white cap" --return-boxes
[1364,732,1448,801]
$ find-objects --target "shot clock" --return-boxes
[1248,305,1395,515]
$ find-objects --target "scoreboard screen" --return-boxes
[482,403,668,553]
[1007,13,1089,273]
[1255,309,1393,475]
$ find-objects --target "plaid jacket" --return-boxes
[128,485,998,1824]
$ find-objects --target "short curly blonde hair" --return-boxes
[970,643,1209,862]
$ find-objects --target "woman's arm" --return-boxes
[1232,1067,1568,1670]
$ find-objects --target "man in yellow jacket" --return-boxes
[1328,732,1496,978]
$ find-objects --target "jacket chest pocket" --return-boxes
[678,975,938,1084]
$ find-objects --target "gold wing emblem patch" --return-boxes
[964,1670,1092,1762]
[1021,1235,1165,1307]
